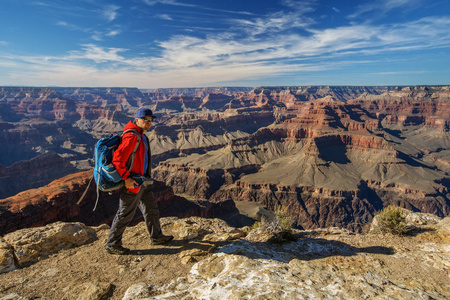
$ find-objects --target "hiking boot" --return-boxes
[151,234,174,245]
[105,245,131,255]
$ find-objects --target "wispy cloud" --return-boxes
[57,20,122,41]
[156,14,173,21]
[349,0,423,19]
[142,0,253,15]
[2,1,449,88]
[102,5,120,22]
[142,0,196,8]
[232,11,314,36]
[67,44,127,63]
[374,70,427,75]
[56,21,80,30]
[105,29,122,37]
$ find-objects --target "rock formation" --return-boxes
[152,93,450,231]
[1,85,449,232]
[0,211,449,299]
[0,151,79,199]
[143,86,253,98]
[0,170,239,236]
[0,87,146,198]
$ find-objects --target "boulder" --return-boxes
[75,282,112,300]
[160,216,246,241]
[0,238,16,274]
[437,216,450,241]
[122,283,155,300]
[3,222,97,266]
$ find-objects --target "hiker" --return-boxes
[105,108,173,255]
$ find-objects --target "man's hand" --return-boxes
[125,177,138,189]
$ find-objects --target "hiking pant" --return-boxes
[106,185,162,247]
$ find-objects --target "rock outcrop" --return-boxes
[2,222,96,269]
[0,211,449,299]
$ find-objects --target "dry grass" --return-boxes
[252,205,295,243]
[376,205,408,235]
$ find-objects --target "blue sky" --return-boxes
[0,0,449,88]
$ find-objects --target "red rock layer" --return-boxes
[0,171,238,235]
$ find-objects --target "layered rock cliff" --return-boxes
[0,87,148,197]
[53,87,149,108]
[1,85,449,233]
[0,170,239,236]
[143,86,253,98]
[152,91,450,231]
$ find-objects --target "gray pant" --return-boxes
[107,186,161,247]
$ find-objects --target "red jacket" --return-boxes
[112,121,150,193]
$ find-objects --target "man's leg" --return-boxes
[139,187,173,244]
[138,187,162,238]
[107,187,142,248]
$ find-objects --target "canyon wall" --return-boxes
[1,85,449,232]
[0,170,238,235]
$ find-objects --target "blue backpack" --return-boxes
[78,129,141,210]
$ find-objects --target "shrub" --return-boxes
[269,205,296,243]
[376,205,408,235]
[250,221,262,231]
[247,205,296,243]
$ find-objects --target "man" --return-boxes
[105,108,173,255]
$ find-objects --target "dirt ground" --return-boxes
[1,214,449,299]
[0,225,201,299]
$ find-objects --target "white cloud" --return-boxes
[156,14,173,21]
[383,0,415,10]
[103,5,120,22]
[142,0,196,8]
[67,44,127,63]
[374,70,427,75]
[280,0,317,13]
[349,0,423,19]
[233,12,314,36]
[142,0,252,15]
[106,29,121,37]
[90,32,103,41]
[2,1,449,88]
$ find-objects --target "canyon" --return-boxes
[0,85,449,233]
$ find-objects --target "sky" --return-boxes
[0,0,449,88]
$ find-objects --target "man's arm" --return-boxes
[112,133,139,181]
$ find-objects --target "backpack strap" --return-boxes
[76,175,94,206]
[143,134,152,178]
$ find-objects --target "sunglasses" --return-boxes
[141,118,154,122]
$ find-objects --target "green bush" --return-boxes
[270,205,296,243]
[250,221,262,231]
[376,205,408,235]
[249,205,296,243]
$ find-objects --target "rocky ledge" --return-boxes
[0,210,449,300]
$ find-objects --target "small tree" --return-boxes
[376,205,408,235]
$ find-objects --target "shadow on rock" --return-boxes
[218,236,395,263]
